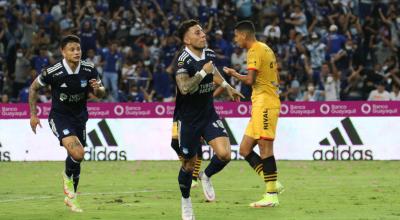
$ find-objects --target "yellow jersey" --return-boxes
[247,41,280,108]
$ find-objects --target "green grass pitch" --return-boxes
[0,161,399,220]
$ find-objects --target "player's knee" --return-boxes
[239,148,251,157]
[218,152,231,162]
[182,158,195,172]
[71,148,85,162]
[259,147,274,158]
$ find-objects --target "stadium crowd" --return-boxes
[0,0,399,103]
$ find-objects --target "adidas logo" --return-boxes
[84,119,127,161]
[60,83,68,88]
[0,141,11,162]
[313,117,373,160]
[202,119,244,160]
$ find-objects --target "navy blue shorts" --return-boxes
[178,114,228,159]
[48,112,87,146]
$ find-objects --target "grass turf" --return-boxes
[0,161,399,220]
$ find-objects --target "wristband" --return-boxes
[198,69,207,78]
[221,81,229,88]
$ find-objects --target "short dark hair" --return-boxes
[235,20,255,34]
[177,19,200,41]
[60,35,81,49]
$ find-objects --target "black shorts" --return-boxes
[48,112,87,146]
[178,113,228,159]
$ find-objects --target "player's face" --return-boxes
[62,42,81,63]
[185,25,207,49]
[233,30,246,48]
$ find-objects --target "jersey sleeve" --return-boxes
[37,69,52,86]
[247,49,261,71]
[89,66,101,81]
[175,55,190,77]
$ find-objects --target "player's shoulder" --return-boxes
[205,48,216,59]
[251,42,273,55]
[81,60,96,72]
[176,50,193,69]
[81,60,95,68]
[44,61,63,75]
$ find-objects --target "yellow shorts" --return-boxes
[172,121,178,139]
[245,107,279,141]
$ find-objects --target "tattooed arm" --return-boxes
[29,78,42,134]
[176,60,214,95]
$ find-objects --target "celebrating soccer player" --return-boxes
[174,19,243,220]
[224,20,282,207]
[29,35,105,212]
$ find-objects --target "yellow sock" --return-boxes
[264,173,277,193]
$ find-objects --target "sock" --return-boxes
[171,139,183,161]
[244,151,264,177]
[178,167,193,198]
[192,157,202,181]
[204,155,229,178]
[65,155,81,192]
[262,156,278,194]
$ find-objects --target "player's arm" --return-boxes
[213,68,244,101]
[29,77,43,134]
[89,78,106,98]
[176,61,214,95]
[223,67,256,85]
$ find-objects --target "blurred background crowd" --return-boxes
[0,0,399,104]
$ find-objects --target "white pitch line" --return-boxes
[0,188,255,203]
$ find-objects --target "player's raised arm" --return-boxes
[29,77,43,134]
[223,67,256,85]
[175,61,214,95]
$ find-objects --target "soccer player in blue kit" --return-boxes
[29,35,105,212]
[174,20,244,220]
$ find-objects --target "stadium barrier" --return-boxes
[0,101,399,161]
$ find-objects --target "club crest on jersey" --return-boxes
[81,80,87,87]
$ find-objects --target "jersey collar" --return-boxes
[184,47,205,61]
[62,58,81,75]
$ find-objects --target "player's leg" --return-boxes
[200,118,231,202]
[171,121,183,161]
[178,121,200,219]
[250,108,280,207]
[239,130,263,177]
[191,139,204,187]
[62,135,84,212]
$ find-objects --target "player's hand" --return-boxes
[89,79,102,89]
[202,61,214,74]
[30,115,42,134]
[226,86,245,102]
[223,67,238,77]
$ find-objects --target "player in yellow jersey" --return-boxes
[224,20,281,207]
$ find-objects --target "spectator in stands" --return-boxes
[152,64,173,102]
[12,47,30,100]
[324,24,346,60]
[32,46,50,74]
[285,4,308,37]
[79,20,97,59]
[1,93,9,103]
[101,41,122,101]
[306,32,326,72]
[390,83,400,100]
[303,82,324,101]
[368,81,391,101]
